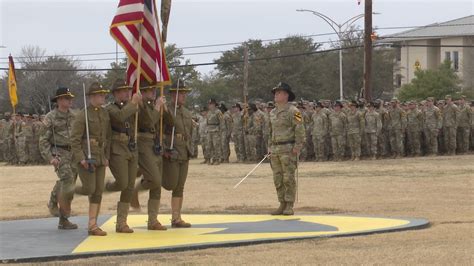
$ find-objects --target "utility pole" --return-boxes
[364,0,373,101]
[243,46,249,104]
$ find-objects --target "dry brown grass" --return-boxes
[1,151,473,265]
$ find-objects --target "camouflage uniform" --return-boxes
[364,108,382,159]
[442,101,459,155]
[32,117,44,164]
[329,110,347,161]
[388,104,407,158]
[16,117,29,164]
[423,102,442,155]
[457,100,471,154]
[254,109,266,160]
[40,107,77,227]
[198,113,209,162]
[406,106,423,156]
[221,110,232,163]
[311,107,328,161]
[269,102,305,213]
[231,110,245,162]
[376,105,390,157]
[206,107,224,164]
[346,108,365,160]
[191,111,201,158]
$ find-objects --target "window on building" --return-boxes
[445,51,451,62]
[453,51,459,71]
[396,74,402,87]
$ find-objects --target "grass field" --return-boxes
[1,152,473,265]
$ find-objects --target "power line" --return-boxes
[2,22,472,60]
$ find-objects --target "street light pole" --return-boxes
[297,9,367,100]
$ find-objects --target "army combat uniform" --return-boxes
[311,104,328,162]
[39,87,77,229]
[442,99,459,155]
[206,101,224,165]
[364,105,382,159]
[268,82,305,216]
[346,106,365,161]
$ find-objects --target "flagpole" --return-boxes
[134,25,144,144]
[153,0,165,147]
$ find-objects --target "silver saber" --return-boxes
[170,78,180,150]
[83,83,92,160]
[233,153,270,189]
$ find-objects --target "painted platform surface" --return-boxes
[0,214,429,262]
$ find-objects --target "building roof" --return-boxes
[380,15,474,42]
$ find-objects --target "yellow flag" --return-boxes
[8,55,18,110]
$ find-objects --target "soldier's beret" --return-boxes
[271,82,295,101]
[334,101,343,108]
[350,100,358,106]
[315,101,323,108]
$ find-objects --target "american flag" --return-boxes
[110,0,171,89]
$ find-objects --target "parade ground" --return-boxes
[0,152,473,264]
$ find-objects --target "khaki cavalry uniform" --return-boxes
[105,80,139,233]
[71,83,111,236]
[134,88,173,230]
[268,83,305,216]
[39,87,78,230]
[161,83,193,228]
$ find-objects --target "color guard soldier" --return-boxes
[71,82,111,236]
[105,79,142,233]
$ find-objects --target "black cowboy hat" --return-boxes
[51,87,75,102]
[271,82,295,101]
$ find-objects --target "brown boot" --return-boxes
[88,203,107,236]
[58,198,77,230]
[282,202,294,216]
[58,216,78,230]
[171,197,191,228]
[147,199,167,230]
[116,202,134,233]
[47,189,60,217]
[271,202,286,215]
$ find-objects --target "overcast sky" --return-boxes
[1,0,473,74]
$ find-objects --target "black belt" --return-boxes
[56,144,71,151]
[112,126,128,134]
[139,128,155,133]
[272,140,295,145]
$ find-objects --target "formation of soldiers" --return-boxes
[192,95,474,163]
[0,113,46,165]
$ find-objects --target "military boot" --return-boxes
[58,216,78,230]
[147,199,167,230]
[171,197,191,228]
[282,202,294,216]
[58,199,77,230]
[88,203,107,236]
[116,202,134,233]
[271,202,286,215]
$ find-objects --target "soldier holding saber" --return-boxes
[71,82,111,236]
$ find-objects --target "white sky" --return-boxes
[1,0,473,74]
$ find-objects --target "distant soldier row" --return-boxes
[191,95,473,164]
